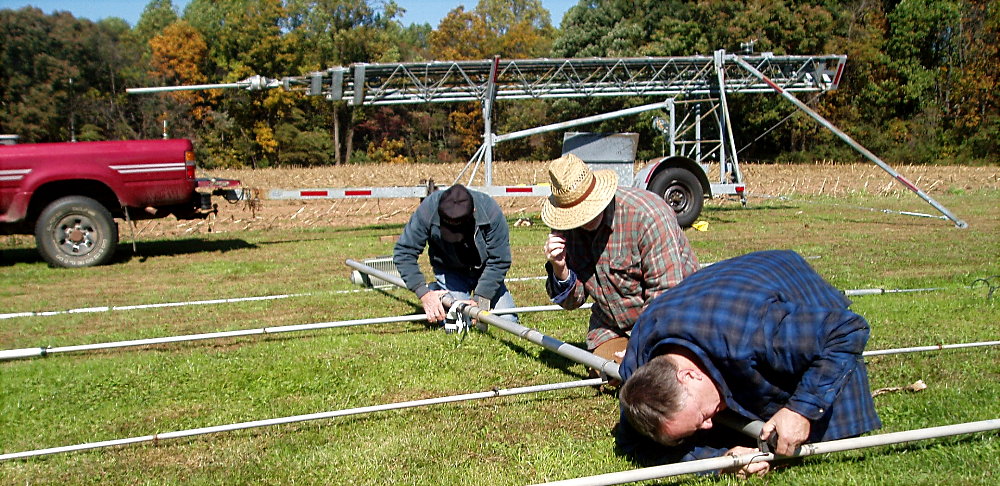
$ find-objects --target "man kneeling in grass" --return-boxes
[617,250,881,477]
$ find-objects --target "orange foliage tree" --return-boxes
[148,21,212,120]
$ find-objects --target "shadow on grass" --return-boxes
[1,238,260,267]
[122,238,257,263]
[0,246,42,266]
[489,333,589,379]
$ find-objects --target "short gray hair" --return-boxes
[619,355,688,445]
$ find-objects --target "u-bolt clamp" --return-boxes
[444,302,470,335]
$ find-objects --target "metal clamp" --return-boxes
[444,302,470,336]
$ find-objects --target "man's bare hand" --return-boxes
[761,407,811,456]
[420,290,449,323]
[721,446,770,478]
[543,232,569,280]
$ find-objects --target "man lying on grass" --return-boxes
[616,250,881,477]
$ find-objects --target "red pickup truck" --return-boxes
[1,138,241,268]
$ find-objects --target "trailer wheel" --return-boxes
[648,167,704,228]
[34,196,118,268]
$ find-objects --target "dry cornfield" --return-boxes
[134,162,1000,238]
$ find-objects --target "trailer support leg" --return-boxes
[731,55,968,228]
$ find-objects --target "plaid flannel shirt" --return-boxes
[617,250,882,465]
[545,187,699,350]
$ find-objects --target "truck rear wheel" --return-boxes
[34,196,118,268]
[648,167,704,228]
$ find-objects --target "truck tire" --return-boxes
[34,196,118,268]
[648,167,704,228]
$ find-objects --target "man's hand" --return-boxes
[721,446,770,478]
[420,290,449,323]
[760,407,811,456]
[543,232,569,280]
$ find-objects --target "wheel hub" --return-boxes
[665,187,689,210]
[56,217,97,256]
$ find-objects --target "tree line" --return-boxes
[1,0,996,167]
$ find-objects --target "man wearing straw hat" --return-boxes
[394,184,518,324]
[541,153,699,362]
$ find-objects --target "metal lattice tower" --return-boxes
[277,52,845,104]
[127,50,966,227]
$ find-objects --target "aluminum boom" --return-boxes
[0,378,605,462]
[0,303,591,361]
[730,55,968,228]
[128,54,846,105]
[534,419,1000,485]
[0,274,950,361]
[344,259,622,380]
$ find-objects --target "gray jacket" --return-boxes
[393,188,512,301]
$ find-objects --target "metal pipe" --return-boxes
[345,259,623,381]
[0,303,591,361]
[493,101,670,144]
[0,275,934,321]
[0,378,605,462]
[343,259,996,444]
[863,340,1000,357]
[730,55,967,229]
[11,304,990,365]
[532,419,1000,485]
[0,276,551,320]
[0,264,968,364]
[844,287,943,296]
[126,75,281,94]
[126,82,247,94]
[0,293,310,320]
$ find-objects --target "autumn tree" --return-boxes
[0,7,149,142]
[133,0,179,46]
[425,1,559,162]
[283,0,407,165]
[950,0,999,160]
[149,21,211,121]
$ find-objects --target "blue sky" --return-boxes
[0,0,577,28]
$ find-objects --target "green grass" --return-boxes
[1,189,998,485]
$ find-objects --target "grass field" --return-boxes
[1,164,998,485]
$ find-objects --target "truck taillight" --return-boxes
[185,151,196,179]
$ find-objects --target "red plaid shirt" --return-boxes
[546,188,699,350]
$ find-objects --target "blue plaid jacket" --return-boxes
[617,250,881,465]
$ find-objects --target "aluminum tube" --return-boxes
[0,284,937,321]
[0,347,46,360]
[341,260,999,439]
[730,55,967,228]
[863,340,1000,357]
[455,294,623,381]
[0,378,604,462]
[345,259,623,381]
[493,101,669,143]
[843,287,942,296]
[533,419,1000,486]
[126,82,246,94]
[0,303,591,361]
[1,294,308,320]
[713,411,764,440]
[0,275,547,320]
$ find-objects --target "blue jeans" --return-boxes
[430,269,519,323]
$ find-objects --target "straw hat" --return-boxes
[541,153,618,230]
